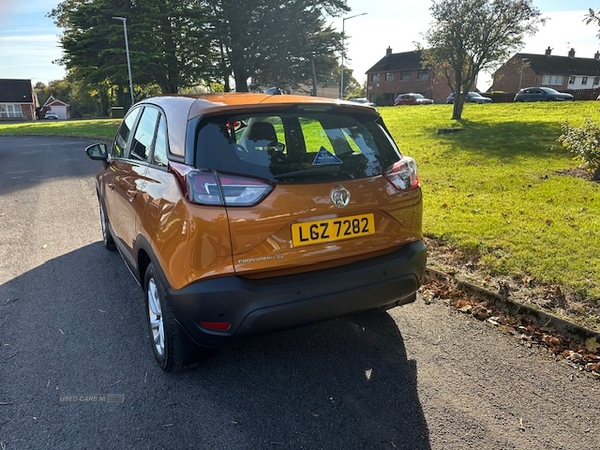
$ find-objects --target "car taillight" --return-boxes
[169,163,273,206]
[384,157,419,192]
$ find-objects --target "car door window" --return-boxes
[113,107,141,158]
[152,115,168,167]
[130,107,159,162]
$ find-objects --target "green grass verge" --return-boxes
[0,119,120,140]
[1,103,598,304]
[381,102,600,303]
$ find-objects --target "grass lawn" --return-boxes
[0,119,120,140]
[1,103,598,328]
[381,101,600,328]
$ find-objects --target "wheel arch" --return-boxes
[134,235,170,291]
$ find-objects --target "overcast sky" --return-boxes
[0,0,598,90]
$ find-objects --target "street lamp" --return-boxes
[340,12,367,99]
[518,57,529,91]
[112,16,135,106]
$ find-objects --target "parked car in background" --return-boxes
[85,93,427,371]
[44,112,59,119]
[514,87,574,102]
[347,97,376,107]
[446,92,492,104]
[394,93,434,106]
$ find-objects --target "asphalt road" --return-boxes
[0,136,598,450]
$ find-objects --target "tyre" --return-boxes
[98,196,116,251]
[144,264,209,372]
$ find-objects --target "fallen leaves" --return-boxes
[585,337,600,353]
[421,279,600,378]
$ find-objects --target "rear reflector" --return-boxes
[200,322,232,331]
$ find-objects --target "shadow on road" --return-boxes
[0,136,98,196]
[0,243,430,449]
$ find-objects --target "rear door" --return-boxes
[103,106,159,265]
[102,106,142,250]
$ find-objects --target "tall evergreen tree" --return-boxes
[203,0,348,91]
[49,0,214,102]
[50,0,349,98]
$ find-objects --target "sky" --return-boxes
[0,0,598,90]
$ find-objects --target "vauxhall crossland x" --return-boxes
[86,93,427,371]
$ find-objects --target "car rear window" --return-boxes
[194,110,401,183]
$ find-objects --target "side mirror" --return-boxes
[85,143,108,161]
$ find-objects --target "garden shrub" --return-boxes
[558,118,600,180]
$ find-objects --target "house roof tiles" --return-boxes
[0,79,34,103]
[519,52,600,76]
[366,51,424,73]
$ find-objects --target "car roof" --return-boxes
[137,93,380,157]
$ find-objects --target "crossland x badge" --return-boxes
[331,185,350,208]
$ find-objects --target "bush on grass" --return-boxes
[558,118,600,180]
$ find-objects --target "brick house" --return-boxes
[0,79,37,121]
[492,47,600,95]
[365,48,453,105]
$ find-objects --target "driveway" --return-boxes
[0,136,597,450]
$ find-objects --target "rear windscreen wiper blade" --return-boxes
[275,166,340,180]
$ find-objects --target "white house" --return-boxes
[43,95,70,120]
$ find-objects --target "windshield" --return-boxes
[194,109,401,183]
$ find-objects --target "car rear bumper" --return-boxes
[165,241,427,347]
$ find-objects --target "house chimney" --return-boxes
[569,48,576,58]
[386,46,392,56]
[545,46,552,56]
[594,51,600,60]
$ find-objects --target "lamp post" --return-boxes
[112,16,135,106]
[340,12,367,99]
[518,57,529,91]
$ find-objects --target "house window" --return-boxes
[594,77,600,85]
[582,76,588,85]
[542,75,565,86]
[417,70,430,80]
[370,73,380,82]
[568,76,575,84]
[385,72,394,82]
[400,71,411,81]
[0,104,23,118]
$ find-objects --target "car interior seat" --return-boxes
[246,122,278,151]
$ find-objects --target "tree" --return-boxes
[203,0,347,92]
[423,0,542,120]
[49,0,215,104]
[50,0,348,99]
[344,77,366,99]
[584,8,600,37]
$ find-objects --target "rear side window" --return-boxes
[130,107,159,162]
[153,115,168,167]
[113,107,141,158]
[194,110,401,183]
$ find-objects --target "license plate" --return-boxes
[291,214,375,247]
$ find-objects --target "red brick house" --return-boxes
[365,48,453,105]
[492,47,600,95]
[0,79,37,121]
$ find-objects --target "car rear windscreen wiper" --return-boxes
[275,166,340,181]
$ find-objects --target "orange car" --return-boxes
[86,93,427,371]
